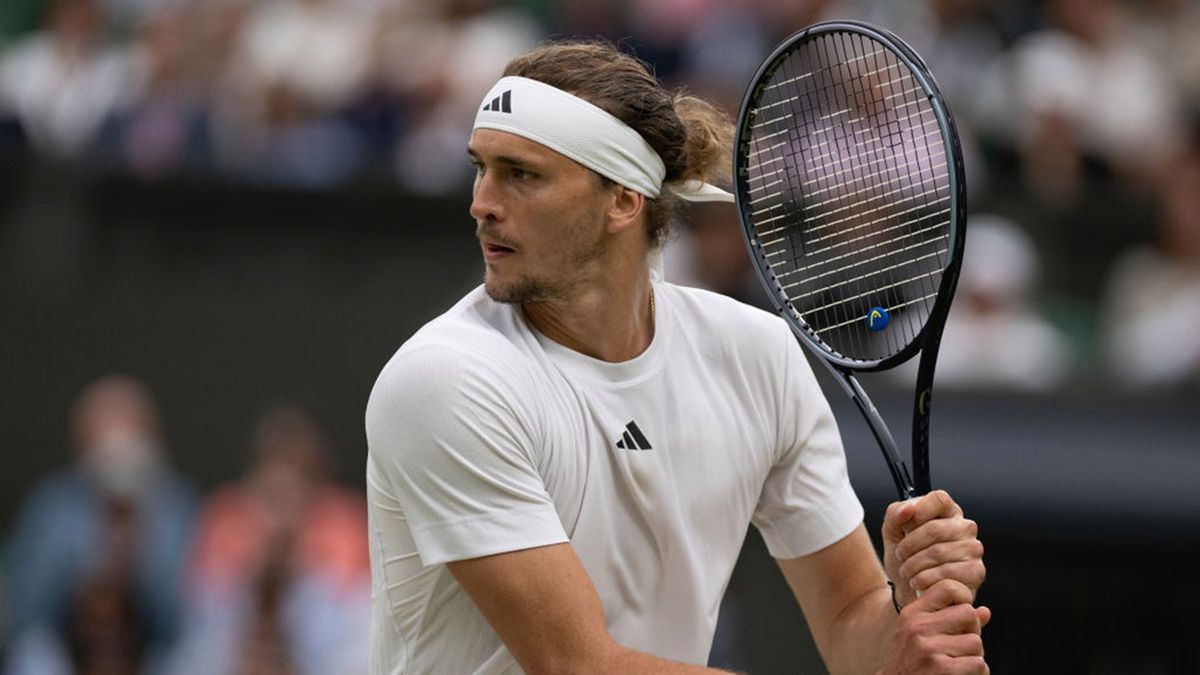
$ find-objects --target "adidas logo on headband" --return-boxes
[482,90,512,113]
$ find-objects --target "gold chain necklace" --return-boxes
[649,286,656,325]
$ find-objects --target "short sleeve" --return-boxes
[366,345,568,566]
[751,328,864,559]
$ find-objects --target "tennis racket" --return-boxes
[733,21,967,500]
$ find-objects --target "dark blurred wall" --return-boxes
[0,166,482,502]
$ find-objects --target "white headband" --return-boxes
[473,76,734,204]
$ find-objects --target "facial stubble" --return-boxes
[483,210,608,306]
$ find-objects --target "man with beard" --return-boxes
[365,41,988,675]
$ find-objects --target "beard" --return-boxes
[484,273,553,304]
[480,211,608,305]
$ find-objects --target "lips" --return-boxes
[482,240,516,261]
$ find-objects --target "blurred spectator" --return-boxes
[749,0,847,41]
[1132,0,1200,114]
[666,202,771,311]
[971,0,1166,308]
[980,0,1182,180]
[206,0,379,186]
[540,0,624,41]
[97,0,182,35]
[95,5,213,177]
[677,5,770,113]
[924,215,1072,391]
[378,0,539,194]
[887,0,1000,200]
[1102,131,1200,390]
[164,405,370,675]
[626,0,727,79]
[4,375,197,675]
[0,0,141,159]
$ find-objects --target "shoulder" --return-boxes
[14,471,89,517]
[366,287,542,436]
[660,283,828,420]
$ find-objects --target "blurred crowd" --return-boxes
[0,0,1196,390]
[2,0,1195,390]
[3,375,371,675]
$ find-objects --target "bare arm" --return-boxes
[778,492,989,675]
[447,543,737,675]
[776,524,897,674]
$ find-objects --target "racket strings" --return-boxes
[775,218,950,282]
[741,30,952,362]
[836,33,925,359]
[788,248,948,300]
[860,36,947,338]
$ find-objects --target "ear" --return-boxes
[605,185,645,235]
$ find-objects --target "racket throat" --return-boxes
[844,372,917,500]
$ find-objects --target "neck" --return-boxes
[523,266,655,363]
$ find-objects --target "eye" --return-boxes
[469,158,484,176]
[511,167,535,181]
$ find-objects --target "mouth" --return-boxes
[481,239,517,262]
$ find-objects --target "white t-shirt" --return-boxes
[365,281,863,675]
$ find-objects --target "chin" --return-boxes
[484,272,548,305]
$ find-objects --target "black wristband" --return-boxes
[886,580,902,614]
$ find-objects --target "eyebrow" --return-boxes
[467,147,541,169]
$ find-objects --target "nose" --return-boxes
[469,170,503,223]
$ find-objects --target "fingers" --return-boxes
[904,490,963,529]
[893,513,977,563]
[898,536,986,595]
[889,500,984,600]
[882,490,961,546]
[909,559,988,596]
[915,578,974,611]
[931,655,990,675]
[884,490,985,619]
[922,632,984,658]
[881,498,918,545]
[884,582,991,675]
[898,538,983,579]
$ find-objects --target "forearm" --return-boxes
[819,585,897,675]
[600,644,740,675]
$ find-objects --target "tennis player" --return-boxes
[366,41,988,675]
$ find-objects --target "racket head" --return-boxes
[734,20,967,372]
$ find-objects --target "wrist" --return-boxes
[885,580,902,614]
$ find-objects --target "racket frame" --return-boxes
[733,20,968,499]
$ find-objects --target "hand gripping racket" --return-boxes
[733,21,967,500]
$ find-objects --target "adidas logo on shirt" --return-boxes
[481,90,512,113]
[615,420,653,451]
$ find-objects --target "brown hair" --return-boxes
[502,40,733,246]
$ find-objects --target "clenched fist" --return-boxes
[879,579,991,674]
[882,490,986,609]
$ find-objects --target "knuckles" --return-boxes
[970,560,987,586]
[927,578,974,605]
[910,559,987,595]
[892,598,990,675]
[929,489,961,515]
[962,633,984,655]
